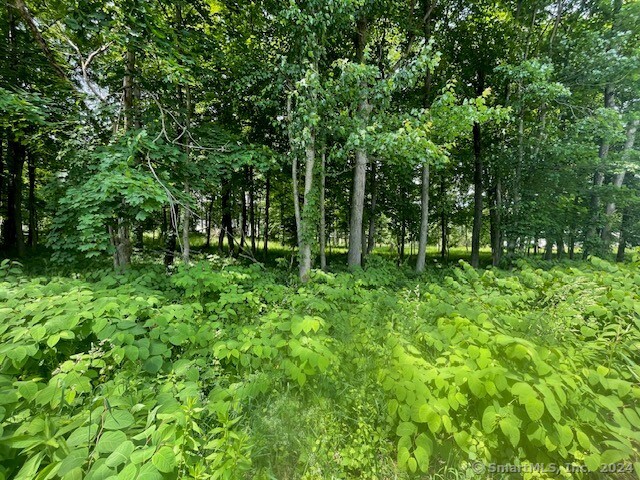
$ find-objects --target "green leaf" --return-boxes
[397,446,410,468]
[523,397,544,421]
[414,445,430,472]
[58,448,89,477]
[96,431,127,454]
[396,422,417,437]
[584,453,601,471]
[103,410,135,430]
[499,416,520,447]
[143,356,163,374]
[117,464,139,480]
[105,441,134,468]
[14,452,44,480]
[151,446,176,473]
[482,406,498,433]
[407,456,418,473]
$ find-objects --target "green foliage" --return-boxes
[1,257,639,478]
[46,131,173,263]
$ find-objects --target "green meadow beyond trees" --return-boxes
[1,0,640,479]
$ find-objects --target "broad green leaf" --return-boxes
[151,446,176,473]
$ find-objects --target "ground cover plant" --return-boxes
[0,254,638,479]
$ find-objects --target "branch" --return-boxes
[13,0,69,82]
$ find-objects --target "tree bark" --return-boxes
[616,206,631,262]
[490,174,502,266]
[299,134,315,282]
[348,144,368,269]
[263,174,270,259]
[471,71,485,268]
[164,205,179,267]
[241,168,247,248]
[249,166,256,253]
[366,159,377,255]
[319,151,327,271]
[348,17,370,270]
[220,183,234,255]
[27,152,36,247]
[4,140,26,255]
[416,162,430,272]
[181,85,192,264]
[584,85,614,258]
[601,119,638,247]
[440,175,447,260]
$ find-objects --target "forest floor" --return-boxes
[0,250,638,479]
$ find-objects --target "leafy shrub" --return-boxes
[0,257,638,479]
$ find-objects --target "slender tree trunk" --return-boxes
[471,128,483,267]
[601,119,638,247]
[440,175,448,260]
[568,233,575,260]
[490,174,502,266]
[241,169,247,249]
[110,46,136,269]
[348,110,369,269]
[584,85,614,258]
[0,130,4,217]
[221,184,234,256]
[557,235,565,259]
[181,85,192,264]
[616,206,630,262]
[416,162,430,272]
[544,239,553,260]
[366,159,377,255]
[263,174,270,259]
[164,205,179,267]
[471,71,485,268]
[249,166,256,253]
[299,134,315,282]
[27,152,36,247]
[348,18,370,270]
[4,140,26,255]
[205,196,213,248]
[319,151,327,271]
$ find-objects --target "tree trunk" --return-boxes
[205,196,213,248]
[557,235,565,259]
[348,17,369,270]
[319,151,327,271]
[440,175,447,260]
[616,206,630,262]
[263,174,270,259]
[366,159,377,255]
[348,145,368,269]
[181,85,192,264]
[164,205,179,267]
[299,135,315,282]
[220,183,234,256]
[544,239,553,260]
[0,130,4,217]
[471,125,483,267]
[568,233,575,260]
[416,162,430,272]
[241,168,247,249]
[490,174,502,266]
[249,166,256,253]
[27,151,37,247]
[4,140,26,255]
[601,119,638,247]
[471,71,485,268]
[584,85,614,258]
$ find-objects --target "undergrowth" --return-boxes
[0,256,638,479]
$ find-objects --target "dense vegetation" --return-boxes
[2,0,640,478]
[0,255,639,479]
